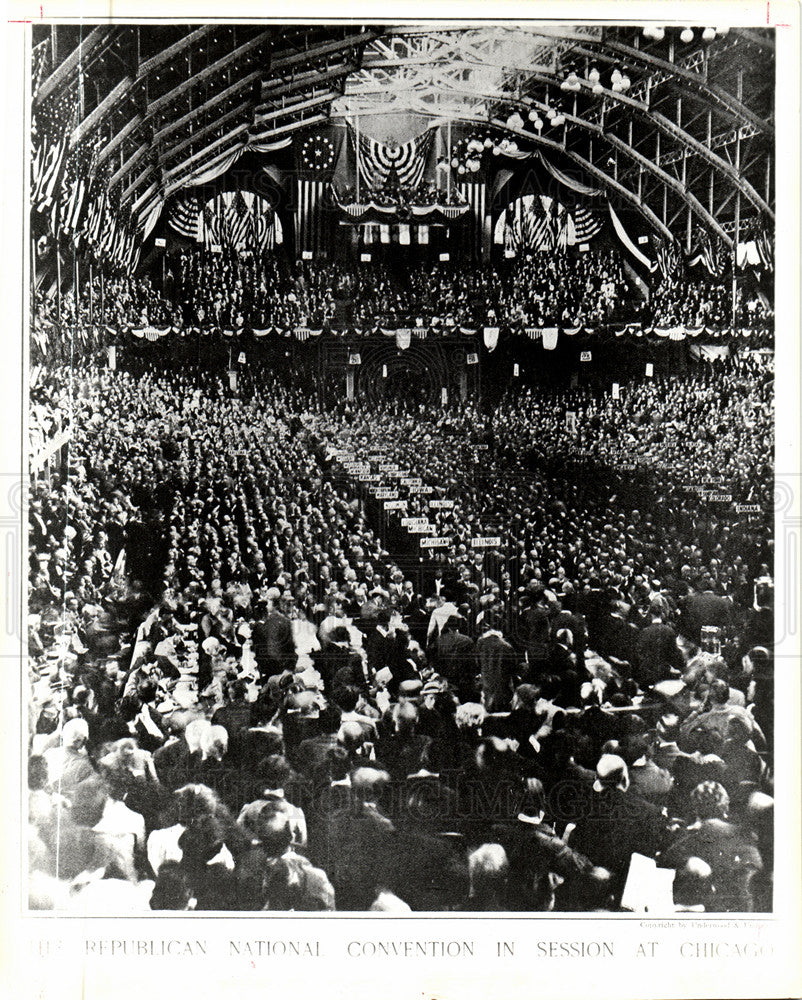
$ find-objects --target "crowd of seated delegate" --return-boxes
[32,248,772,365]
[27,353,774,913]
[649,275,773,329]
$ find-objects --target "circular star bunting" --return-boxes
[302,134,335,172]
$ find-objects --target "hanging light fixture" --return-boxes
[702,26,716,41]
[680,27,695,43]
[620,75,631,91]
[528,108,539,122]
[715,27,730,36]
[546,107,556,120]
[469,159,480,173]
[611,68,622,84]
[450,157,459,168]
[492,145,501,155]
[552,114,565,126]
[507,111,524,130]
[484,137,493,148]
[592,82,604,94]
[653,26,665,40]
[533,117,543,130]
[588,67,600,83]
[457,164,466,174]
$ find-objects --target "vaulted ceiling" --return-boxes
[32,22,775,247]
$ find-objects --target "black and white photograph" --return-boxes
[4,5,802,998]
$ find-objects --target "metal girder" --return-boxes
[475,115,674,243]
[96,114,144,168]
[526,73,773,221]
[255,91,339,123]
[136,26,212,78]
[164,123,248,182]
[259,64,352,103]
[152,71,261,145]
[269,30,382,71]
[70,75,133,148]
[528,100,732,245]
[597,38,773,137]
[248,113,329,142]
[36,26,119,105]
[145,30,272,117]
[157,101,252,167]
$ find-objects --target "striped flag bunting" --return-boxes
[687,227,728,277]
[167,193,201,239]
[296,179,327,255]
[457,181,487,258]
[572,205,602,243]
[352,125,434,191]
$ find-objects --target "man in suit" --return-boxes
[431,615,476,701]
[363,608,395,680]
[679,577,733,645]
[633,600,686,688]
[252,588,296,680]
[477,615,519,713]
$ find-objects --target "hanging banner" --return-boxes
[420,537,451,549]
[107,346,116,370]
[608,202,653,269]
[484,326,500,351]
[542,328,559,350]
[395,329,412,350]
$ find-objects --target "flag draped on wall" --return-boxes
[651,238,683,280]
[457,181,488,259]
[168,192,201,239]
[352,125,435,191]
[31,87,79,217]
[196,191,281,252]
[687,226,729,277]
[296,179,327,255]
[572,206,602,243]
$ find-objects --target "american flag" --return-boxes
[353,125,434,191]
[227,190,251,249]
[572,205,601,243]
[31,87,79,216]
[654,238,682,280]
[509,195,555,252]
[202,203,223,250]
[167,192,201,240]
[688,227,728,277]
